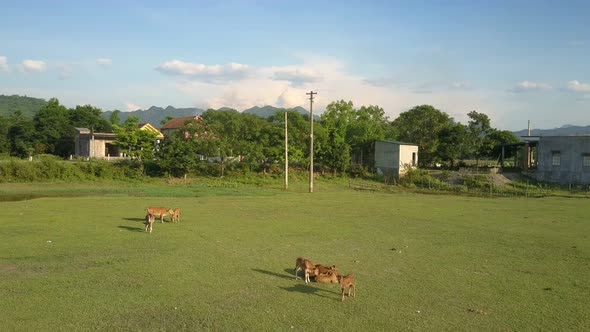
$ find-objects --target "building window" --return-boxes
[412,152,416,166]
[583,154,590,167]
[552,151,560,166]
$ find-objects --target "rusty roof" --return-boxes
[160,116,201,130]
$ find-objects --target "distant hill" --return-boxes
[0,95,47,118]
[105,104,320,127]
[103,106,205,127]
[512,125,590,137]
[242,105,320,120]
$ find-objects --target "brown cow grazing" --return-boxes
[338,273,356,302]
[315,270,340,284]
[171,208,181,223]
[146,207,174,223]
[144,213,155,234]
[295,257,319,284]
[315,264,338,276]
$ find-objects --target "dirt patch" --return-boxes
[440,172,514,186]
[490,174,513,186]
[0,264,18,274]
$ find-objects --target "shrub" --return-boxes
[400,168,442,188]
[460,175,490,189]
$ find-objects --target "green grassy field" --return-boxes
[1,180,589,331]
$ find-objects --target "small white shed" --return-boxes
[374,140,418,178]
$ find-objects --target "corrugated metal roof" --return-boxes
[375,139,418,146]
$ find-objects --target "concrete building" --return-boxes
[374,140,418,179]
[74,123,163,159]
[534,136,590,185]
[74,128,119,159]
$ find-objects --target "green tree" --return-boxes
[113,116,158,160]
[33,98,72,156]
[467,110,492,165]
[68,105,112,133]
[347,105,388,167]
[319,100,355,173]
[268,110,310,165]
[109,110,121,126]
[438,122,470,168]
[485,129,521,160]
[200,109,241,169]
[8,110,35,157]
[390,105,453,166]
[0,115,10,154]
[156,130,198,178]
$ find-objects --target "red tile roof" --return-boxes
[160,116,201,130]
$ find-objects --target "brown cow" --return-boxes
[338,273,356,302]
[144,213,155,234]
[146,207,174,223]
[314,264,338,276]
[171,208,181,223]
[295,257,319,284]
[315,270,339,284]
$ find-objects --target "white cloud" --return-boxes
[566,80,590,93]
[155,60,250,83]
[271,68,322,87]
[168,54,503,128]
[276,88,306,108]
[0,56,8,72]
[511,81,552,92]
[21,59,47,73]
[125,102,142,112]
[96,58,112,66]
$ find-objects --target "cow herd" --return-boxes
[140,208,356,302]
[295,257,356,302]
[143,206,180,233]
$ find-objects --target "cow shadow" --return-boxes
[252,268,293,280]
[123,217,145,222]
[279,284,340,301]
[117,225,144,232]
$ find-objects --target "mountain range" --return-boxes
[512,125,590,137]
[0,95,47,118]
[101,105,317,126]
[1,94,589,135]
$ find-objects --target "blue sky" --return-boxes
[1,0,589,130]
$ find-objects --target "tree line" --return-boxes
[0,98,520,177]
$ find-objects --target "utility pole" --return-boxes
[306,91,317,193]
[284,111,288,191]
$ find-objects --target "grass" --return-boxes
[0,180,589,331]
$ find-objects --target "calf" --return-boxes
[338,273,356,302]
[295,257,319,284]
[315,270,339,284]
[171,208,181,223]
[144,213,155,234]
[315,264,338,276]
